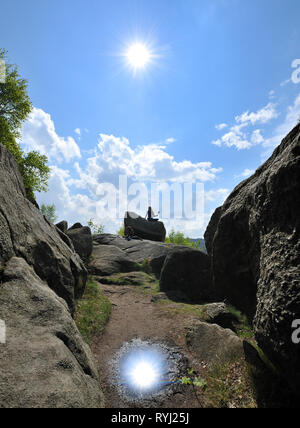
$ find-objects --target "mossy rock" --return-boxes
[96,271,156,287]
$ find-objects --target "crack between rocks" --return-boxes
[0,206,18,258]
[55,331,94,379]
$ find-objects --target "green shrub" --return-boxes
[75,279,111,344]
[40,204,58,223]
[117,225,125,236]
[87,219,105,236]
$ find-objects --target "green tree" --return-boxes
[165,229,191,246]
[87,219,105,236]
[190,239,206,252]
[165,229,206,252]
[117,225,125,236]
[0,49,50,200]
[40,204,58,223]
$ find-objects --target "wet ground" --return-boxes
[91,282,203,408]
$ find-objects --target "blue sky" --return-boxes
[1,0,300,237]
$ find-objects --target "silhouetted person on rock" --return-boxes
[146,206,159,222]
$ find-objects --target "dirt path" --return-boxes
[91,282,203,408]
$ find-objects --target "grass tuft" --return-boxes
[75,278,111,344]
[227,305,254,340]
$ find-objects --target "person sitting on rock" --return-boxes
[146,206,159,222]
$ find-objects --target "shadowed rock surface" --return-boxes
[205,123,300,390]
[204,207,222,256]
[55,226,75,252]
[68,222,83,231]
[186,321,244,367]
[66,226,93,262]
[160,247,213,302]
[203,302,239,331]
[124,211,166,242]
[0,144,87,315]
[0,258,104,408]
[55,220,68,234]
[89,245,138,276]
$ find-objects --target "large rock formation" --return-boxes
[124,211,166,242]
[0,143,103,407]
[55,220,68,234]
[205,124,300,390]
[160,247,213,302]
[93,233,193,278]
[89,245,138,276]
[186,321,244,367]
[0,258,104,408]
[0,144,87,315]
[203,302,239,331]
[203,207,222,256]
[66,226,93,263]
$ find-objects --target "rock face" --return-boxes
[0,258,104,408]
[203,303,238,331]
[89,245,138,276]
[204,207,222,256]
[93,234,192,278]
[66,226,93,263]
[68,222,83,231]
[205,123,300,390]
[186,321,244,367]
[0,144,87,315]
[55,220,68,234]
[0,144,103,407]
[124,211,166,242]
[160,247,213,302]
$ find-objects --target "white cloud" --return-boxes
[37,163,225,239]
[212,123,252,150]
[165,137,176,144]
[212,102,277,150]
[269,90,275,99]
[212,139,222,147]
[74,128,81,136]
[251,129,264,145]
[235,168,255,179]
[280,78,291,87]
[205,188,230,202]
[69,134,223,195]
[235,102,278,125]
[21,107,81,163]
[36,131,224,238]
[262,92,300,158]
[221,130,252,150]
[215,123,228,131]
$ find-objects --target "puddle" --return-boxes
[109,338,187,405]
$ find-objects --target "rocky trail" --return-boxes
[0,122,299,408]
[91,281,203,408]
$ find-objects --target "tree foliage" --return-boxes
[117,225,125,236]
[165,228,205,251]
[165,229,191,246]
[40,204,58,224]
[0,49,50,200]
[87,219,105,236]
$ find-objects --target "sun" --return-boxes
[126,43,151,70]
[130,361,158,389]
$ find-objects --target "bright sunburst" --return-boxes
[126,43,151,70]
[129,361,158,389]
